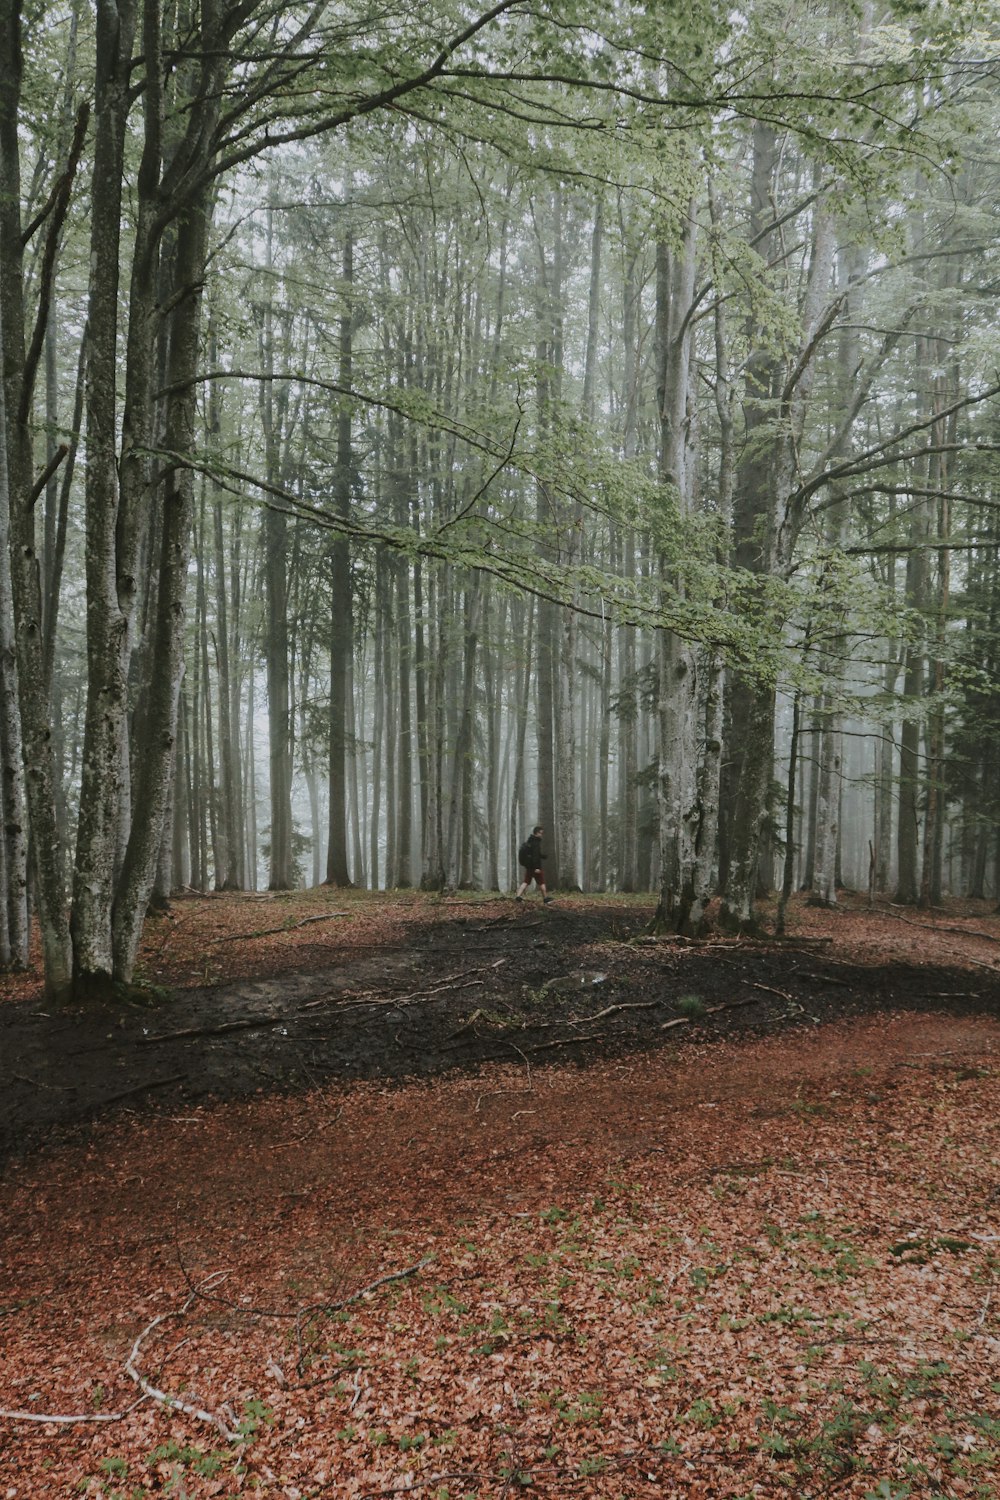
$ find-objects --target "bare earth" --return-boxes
[0,892,997,1498]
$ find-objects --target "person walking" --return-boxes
[516,826,554,903]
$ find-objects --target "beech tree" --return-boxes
[4,0,1000,1005]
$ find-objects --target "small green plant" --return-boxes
[557,1390,605,1425]
[578,1455,610,1476]
[675,993,706,1020]
[684,1397,720,1429]
[233,1398,274,1441]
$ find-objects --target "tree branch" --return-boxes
[19,102,90,427]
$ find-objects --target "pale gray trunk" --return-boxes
[654,207,703,931]
[555,598,579,889]
[721,143,837,929]
[261,413,294,888]
[0,6,72,996]
[70,0,139,997]
[445,578,481,884]
[812,695,841,906]
[111,191,211,980]
[0,338,27,967]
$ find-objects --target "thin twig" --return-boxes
[875,907,1000,944]
[141,1016,293,1043]
[211,911,349,943]
[525,1032,604,1053]
[95,1075,186,1108]
[311,958,508,1012]
[575,999,663,1024]
[752,982,796,1003]
[296,1257,434,1374]
[503,1039,533,1087]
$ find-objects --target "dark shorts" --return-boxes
[521,865,543,885]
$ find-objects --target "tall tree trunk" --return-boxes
[68,0,139,998]
[0,0,73,997]
[111,189,211,979]
[327,222,354,885]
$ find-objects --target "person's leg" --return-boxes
[516,873,528,899]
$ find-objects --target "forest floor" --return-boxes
[0,891,998,1497]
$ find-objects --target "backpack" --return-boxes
[518,839,534,867]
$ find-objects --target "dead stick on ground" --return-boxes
[706,997,763,1013]
[0,1399,146,1427]
[388,957,507,1004]
[142,1017,294,1044]
[95,1074,186,1108]
[211,912,349,943]
[502,1039,533,1088]
[302,959,508,1013]
[295,1257,434,1374]
[875,907,1000,945]
[660,996,761,1031]
[125,1277,240,1441]
[575,1000,663,1025]
[525,1032,605,1053]
[751,982,796,1003]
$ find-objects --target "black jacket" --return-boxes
[521,833,545,870]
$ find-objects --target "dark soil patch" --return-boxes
[2,897,997,1163]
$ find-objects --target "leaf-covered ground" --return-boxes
[0,893,998,1498]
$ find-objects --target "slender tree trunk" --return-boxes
[68,0,138,998]
[111,190,211,979]
[327,222,354,885]
[0,2,73,997]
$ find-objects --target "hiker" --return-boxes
[516,826,554,904]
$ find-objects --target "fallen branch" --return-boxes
[125,1278,241,1441]
[0,1399,145,1427]
[12,1072,72,1091]
[141,1016,293,1044]
[211,911,348,943]
[384,957,507,1005]
[751,982,796,1003]
[574,999,663,1025]
[524,1032,605,1053]
[295,1256,434,1374]
[661,996,762,1030]
[92,1075,186,1109]
[445,1007,485,1039]
[920,990,980,999]
[306,958,508,1012]
[876,907,1000,944]
[503,1038,534,1087]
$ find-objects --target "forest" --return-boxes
[2,0,999,1006]
[2,4,1000,1494]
